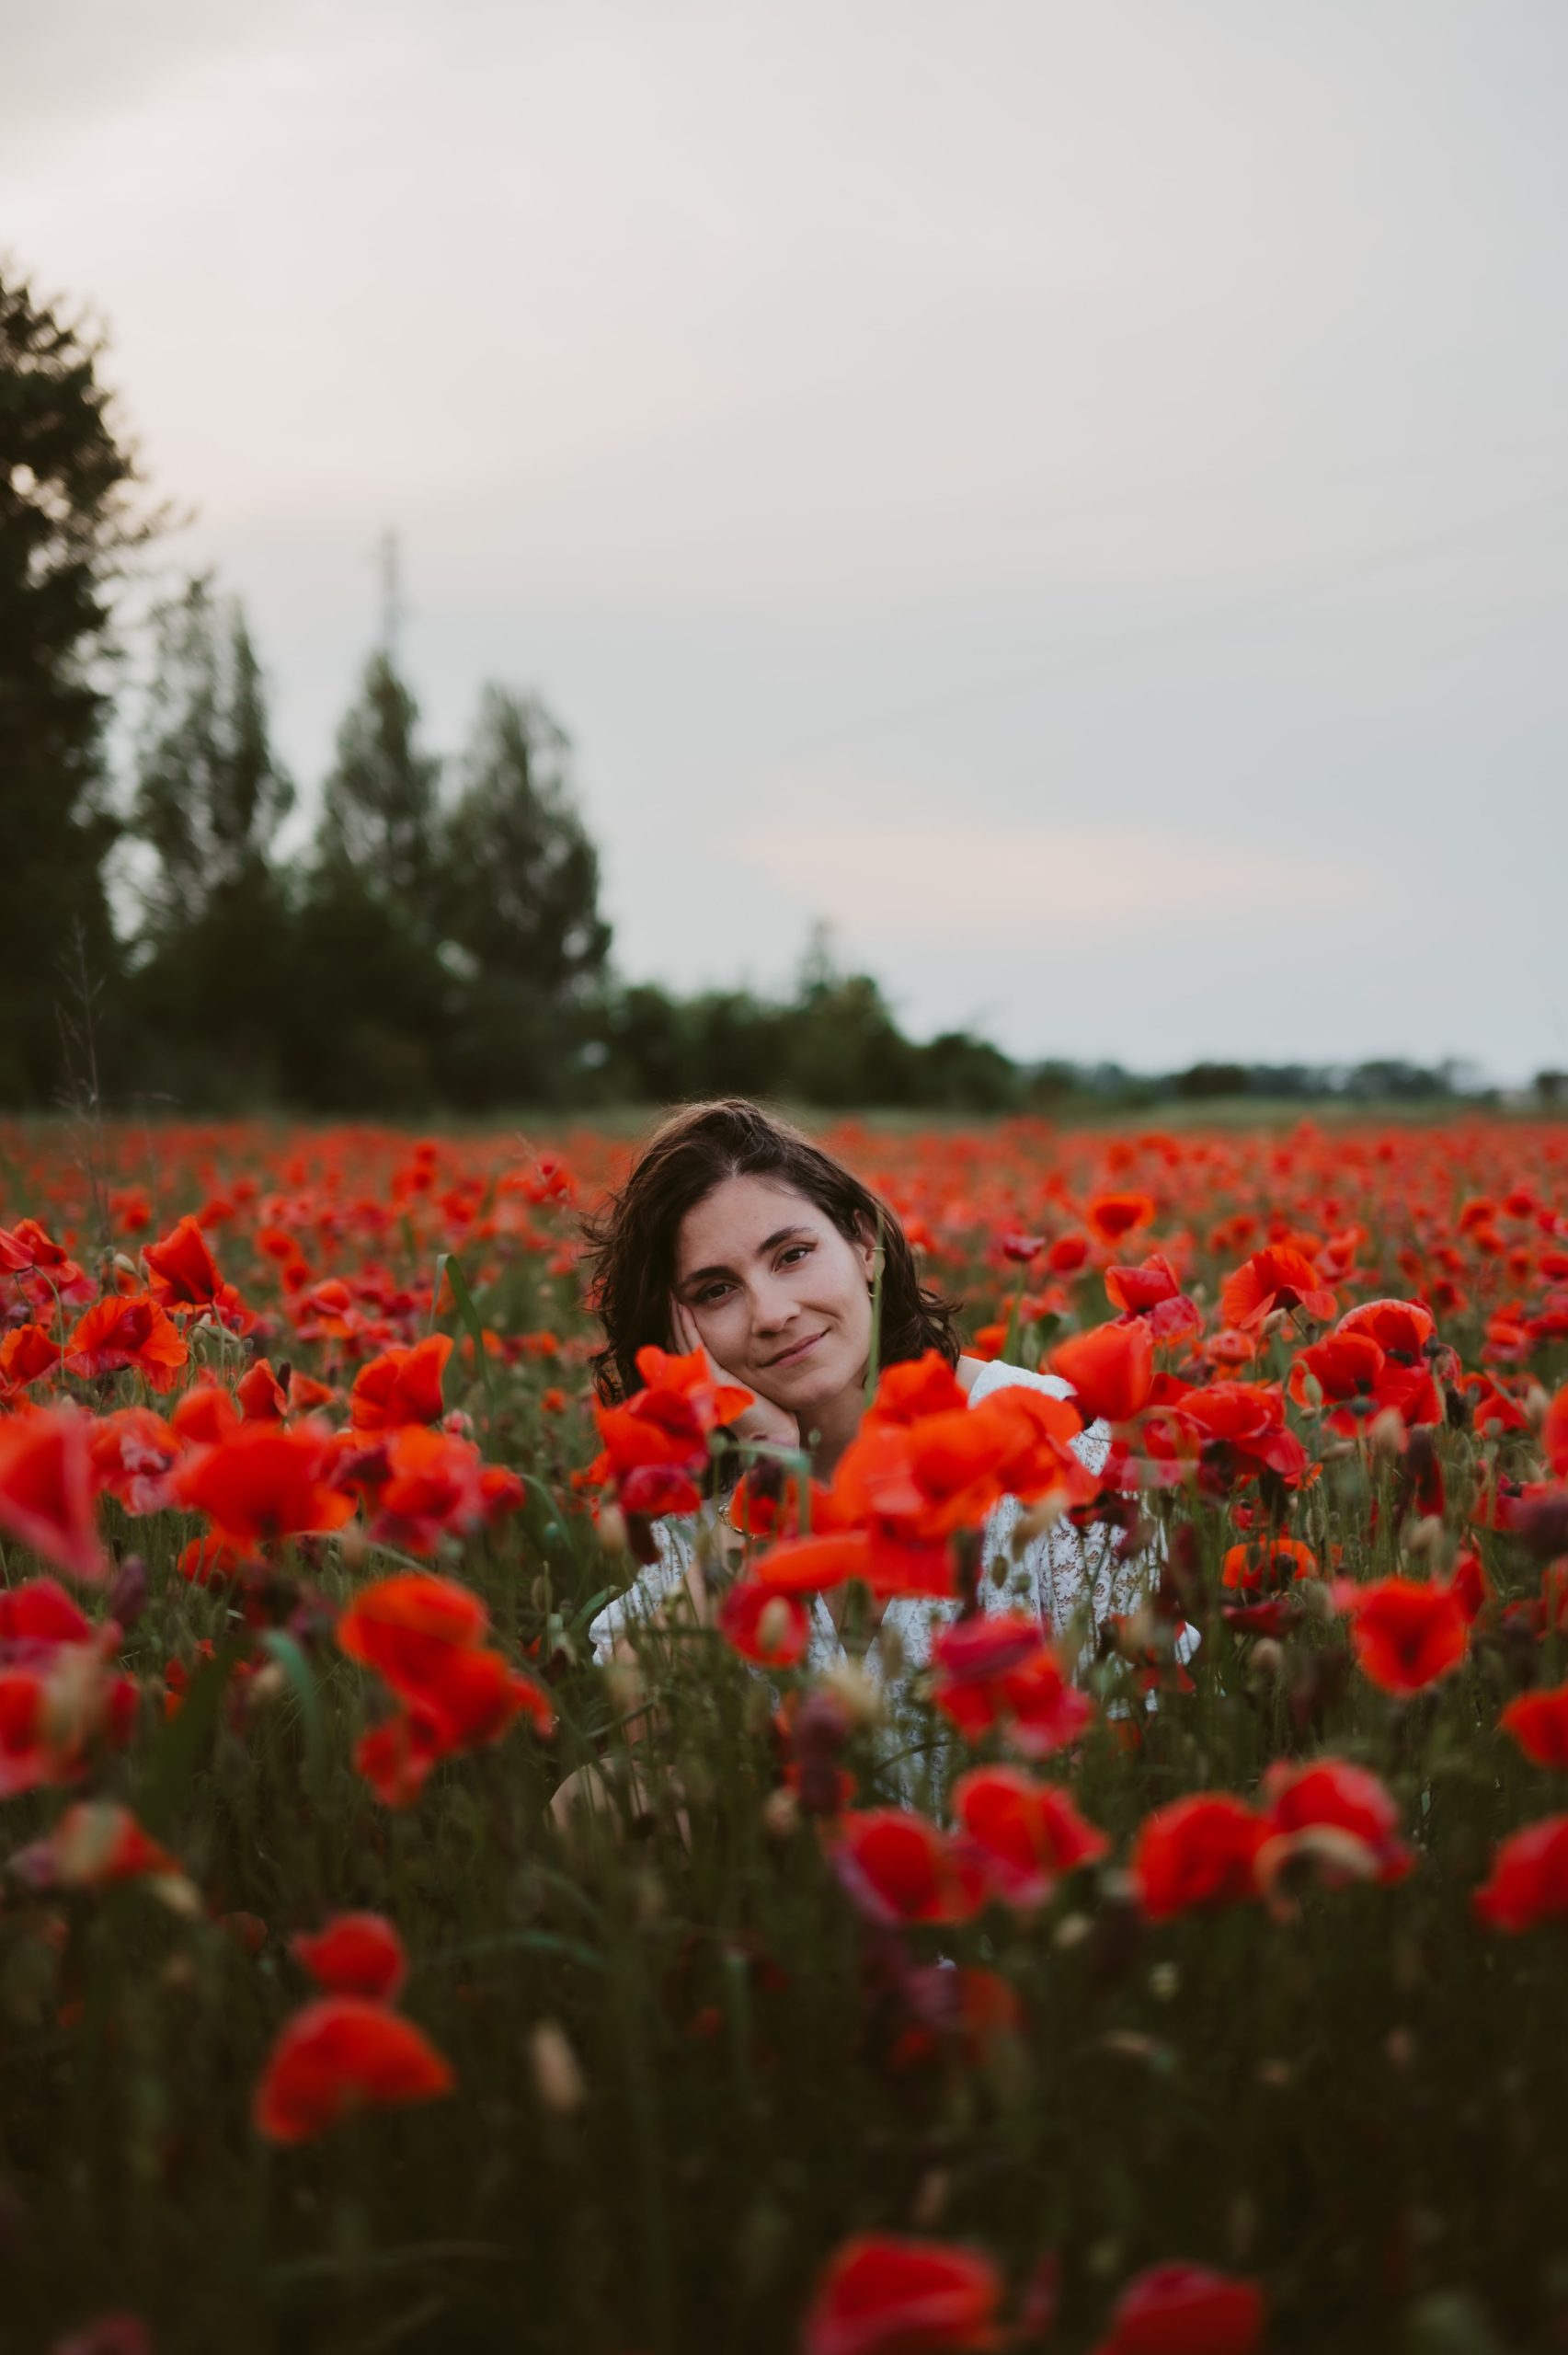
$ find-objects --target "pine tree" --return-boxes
[127,578,295,1099]
[0,266,156,1100]
[292,648,451,1109]
[438,685,612,1104]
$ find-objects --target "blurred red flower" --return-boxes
[0,1407,107,1581]
[292,1912,407,2002]
[253,1995,453,2142]
[64,1293,189,1392]
[349,1333,453,1430]
[953,1764,1107,1907]
[173,1421,355,1553]
[1130,1794,1268,1920]
[1344,1578,1469,1695]
[1049,1318,1155,1424]
[1093,2260,1265,2355]
[833,1808,989,1927]
[800,2231,1003,2355]
[1500,1682,1568,1768]
[1220,1246,1336,1332]
[1473,1813,1568,1931]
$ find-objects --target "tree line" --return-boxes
[3,262,1560,1120]
[2,263,1024,1116]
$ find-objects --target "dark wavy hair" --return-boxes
[580,1097,963,1405]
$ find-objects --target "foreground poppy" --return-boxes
[1130,1794,1268,1921]
[952,1764,1107,1908]
[1500,1682,1568,1768]
[1473,1814,1568,1931]
[1094,2260,1265,2354]
[800,2231,1003,2355]
[1260,1757,1412,1886]
[1049,1318,1155,1424]
[172,1421,355,1554]
[253,1996,454,2142]
[1344,1577,1469,1696]
[349,1332,453,1430]
[1220,1245,1336,1332]
[292,1913,407,2002]
[0,1407,107,1582]
[63,1292,189,1392]
[832,1809,989,1927]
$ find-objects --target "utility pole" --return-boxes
[378,529,403,662]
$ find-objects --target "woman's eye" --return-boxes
[695,1283,729,1305]
[779,1245,812,1269]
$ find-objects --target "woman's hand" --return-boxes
[670,1296,802,1454]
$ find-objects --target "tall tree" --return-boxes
[127,578,295,1098]
[316,649,442,901]
[0,267,155,1101]
[439,685,612,1103]
[292,647,450,1108]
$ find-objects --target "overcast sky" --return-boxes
[6,1,1567,1076]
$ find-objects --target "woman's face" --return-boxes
[672,1175,876,1417]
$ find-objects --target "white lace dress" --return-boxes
[588,1359,1141,1688]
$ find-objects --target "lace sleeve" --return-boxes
[588,1514,701,1663]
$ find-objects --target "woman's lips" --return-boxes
[767,1328,828,1369]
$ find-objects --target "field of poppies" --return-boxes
[2,1110,1567,2354]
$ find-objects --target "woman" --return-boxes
[582,1097,1137,1684]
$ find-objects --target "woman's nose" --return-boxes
[750,1276,800,1331]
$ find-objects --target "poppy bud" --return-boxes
[1525,1383,1551,1433]
[761,1786,801,1843]
[107,1555,148,1631]
[529,2019,586,2116]
[597,1504,628,1557]
[820,1660,882,1731]
[1369,1407,1408,1456]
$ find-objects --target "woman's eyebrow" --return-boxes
[679,1223,815,1288]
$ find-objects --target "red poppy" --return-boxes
[1049,1319,1155,1424]
[716,1579,811,1667]
[1086,1191,1157,1245]
[64,1293,189,1393]
[592,1345,754,1492]
[1104,1253,1202,1346]
[173,1421,355,1553]
[81,1405,178,1517]
[0,1218,96,1308]
[952,1764,1107,1907]
[365,1423,488,1555]
[338,1573,489,1695]
[253,1996,454,2142]
[1344,1578,1469,1696]
[752,1529,867,1597]
[1545,1382,1568,1478]
[832,1808,990,1927]
[1500,1682,1568,1768]
[0,1575,92,1651]
[0,1323,63,1396]
[349,1333,453,1430]
[1288,1330,1385,1416]
[929,1616,1094,1756]
[170,1382,242,1449]
[1473,1814,1568,1930]
[142,1213,253,1331]
[1168,1382,1310,1488]
[800,2232,1003,2355]
[865,1351,972,1426]
[11,1799,187,1896]
[1220,1535,1317,1591]
[1094,2261,1265,2355]
[353,1713,445,1809]
[1337,1296,1436,1360]
[236,1357,288,1421]
[1260,1757,1412,1885]
[0,1407,107,1582]
[1130,1794,1268,1920]
[1220,1246,1336,1332]
[292,1912,407,2002]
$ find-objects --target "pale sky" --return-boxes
[6,0,1567,1077]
